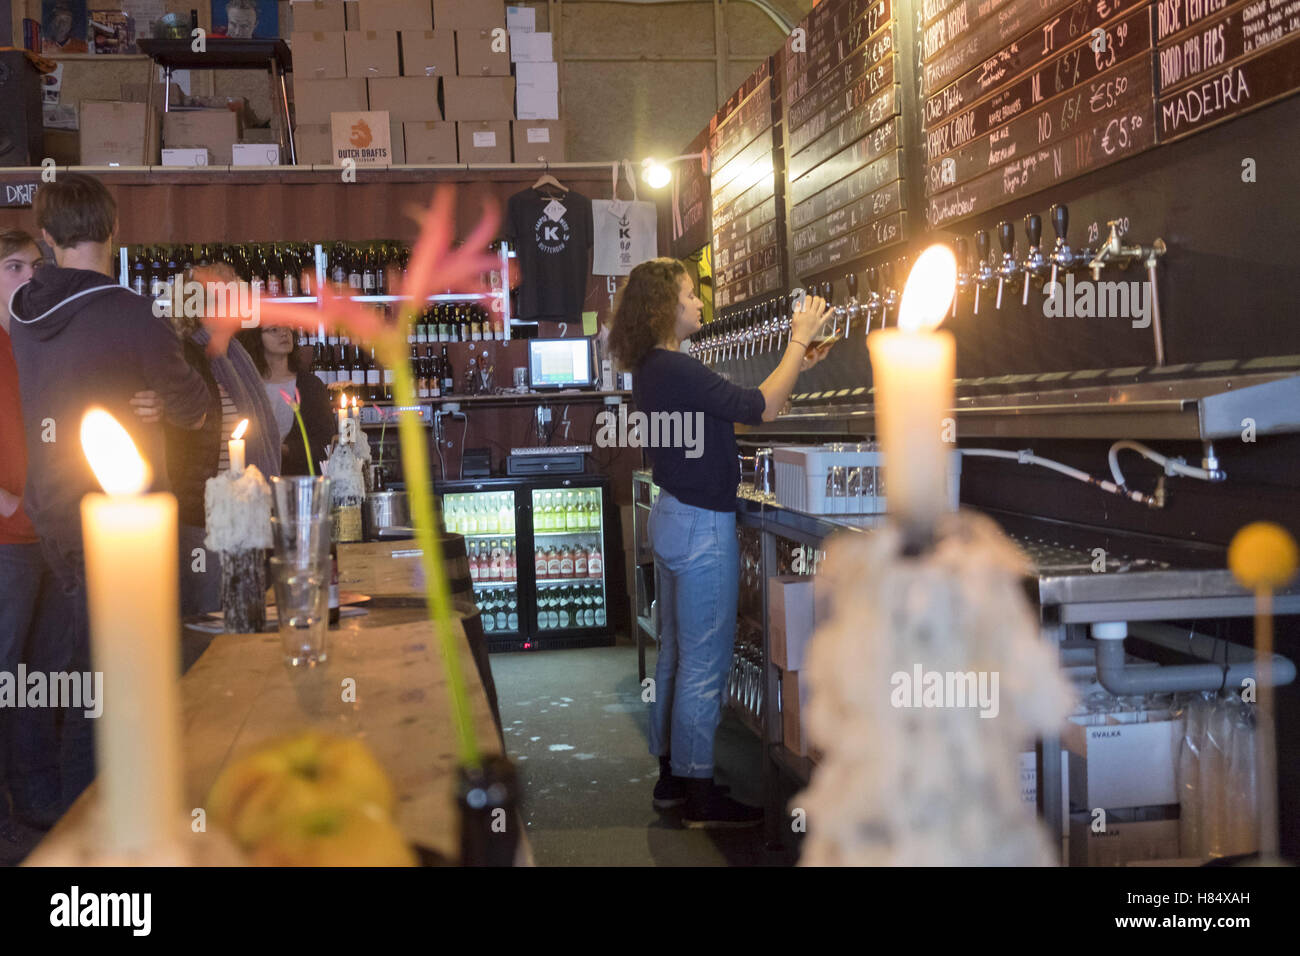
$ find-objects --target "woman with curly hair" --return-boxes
[608,256,831,828]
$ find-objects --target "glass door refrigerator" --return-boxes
[436,477,614,652]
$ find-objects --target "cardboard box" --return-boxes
[516,60,558,91]
[441,76,514,120]
[1065,713,1184,810]
[515,85,558,121]
[401,30,456,77]
[293,78,369,125]
[294,123,333,164]
[768,575,814,671]
[161,147,211,167]
[120,81,185,105]
[781,669,812,757]
[1068,814,1181,867]
[403,120,457,163]
[511,120,564,163]
[457,120,510,162]
[291,31,348,80]
[389,119,406,163]
[290,0,346,32]
[345,0,359,29]
[455,28,510,76]
[510,31,551,62]
[242,127,281,144]
[80,100,159,166]
[346,30,401,79]
[506,6,536,34]
[366,77,441,122]
[163,109,243,165]
[435,0,505,30]
[330,110,394,166]
[357,0,432,31]
[232,143,282,165]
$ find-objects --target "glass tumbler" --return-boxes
[269,476,333,666]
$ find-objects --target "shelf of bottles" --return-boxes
[531,488,606,631]
[443,490,521,636]
[115,239,516,403]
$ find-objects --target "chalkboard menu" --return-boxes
[669,126,712,259]
[710,59,785,310]
[1156,0,1300,141]
[922,0,1160,228]
[781,0,906,279]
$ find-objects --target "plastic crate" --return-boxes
[772,445,961,515]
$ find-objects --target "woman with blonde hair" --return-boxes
[608,257,831,828]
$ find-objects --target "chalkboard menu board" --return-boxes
[710,59,785,310]
[780,0,906,279]
[1156,0,1300,141]
[669,126,712,259]
[922,0,1160,228]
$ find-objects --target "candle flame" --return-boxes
[897,244,958,333]
[340,394,347,411]
[81,409,150,495]
[231,418,249,440]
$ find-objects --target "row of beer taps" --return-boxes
[695,202,1168,368]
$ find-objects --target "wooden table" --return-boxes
[28,540,524,866]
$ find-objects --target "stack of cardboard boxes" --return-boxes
[290,0,565,166]
[505,4,564,164]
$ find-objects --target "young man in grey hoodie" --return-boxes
[8,173,208,818]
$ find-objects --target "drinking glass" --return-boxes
[269,476,332,666]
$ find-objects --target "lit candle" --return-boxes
[867,244,958,541]
[337,394,348,436]
[228,418,249,475]
[79,409,182,858]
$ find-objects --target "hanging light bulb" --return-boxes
[641,158,673,189]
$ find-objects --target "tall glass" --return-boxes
[269,476,332,666]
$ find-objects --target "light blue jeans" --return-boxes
[647,491,740,779]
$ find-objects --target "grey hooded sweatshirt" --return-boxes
[9,265,208,569]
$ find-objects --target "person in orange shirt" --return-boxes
[0,230,69,862]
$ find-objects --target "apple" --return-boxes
[250,804,418,867]
[208,730,397,849]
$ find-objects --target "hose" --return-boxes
[960,448,1158,507]
[1108,439,1219,488]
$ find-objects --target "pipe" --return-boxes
[1108,439,1222,487]
[1091,623,1227,694]
[1129,622,1297,690]
[960,447,1158,506]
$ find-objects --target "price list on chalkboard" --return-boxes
[709,60,786,310]
[921,0,1161,228]
[781,0,906,279]
[1155,0,1300,141]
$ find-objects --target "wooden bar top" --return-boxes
[28,541,522,866]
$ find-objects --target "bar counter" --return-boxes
[27,540,525,866]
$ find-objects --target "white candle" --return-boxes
[79,409,182,858]
[337,396,348,436]
[229,418,248,475]
[867,244,958,538]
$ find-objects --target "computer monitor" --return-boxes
[528,337,594,390]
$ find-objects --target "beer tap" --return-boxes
[1046,202,1088,295]
[1021,212,1049,306]
[973,229,995,315]
[952,236,970,319]
[882,260,901,327]
[1087,218,1169,365]
[863,266,884,334]
[745,305,757,359]
[843,272,861,338]
[775,294,789,350]
[763,299,776,353]
[995,220,1020,310]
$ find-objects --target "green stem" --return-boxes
[292,406,316,478]
[389,347,480,769]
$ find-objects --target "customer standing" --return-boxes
[0,230,69,861]
[9,174,209,813]
[608,258,831,827]
[236,325,333,476]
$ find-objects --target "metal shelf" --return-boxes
[536,577,605,588]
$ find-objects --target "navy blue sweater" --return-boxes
[10,266,208,566]
[632,347,765,512]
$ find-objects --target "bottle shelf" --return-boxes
[455,531,517,538]
[536,577,605,587]
[533,528,602,536]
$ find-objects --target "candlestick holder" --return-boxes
[219,548,267,633]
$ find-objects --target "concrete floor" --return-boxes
[490,642,798,866]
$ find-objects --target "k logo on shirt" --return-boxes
[534,214,572,254]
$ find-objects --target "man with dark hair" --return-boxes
[8,173,208,816]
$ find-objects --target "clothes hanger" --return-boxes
[532,160,568,196]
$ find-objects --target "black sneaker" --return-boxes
[652,775,687,810]
[681,779,763,829]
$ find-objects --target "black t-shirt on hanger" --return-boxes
[505,187,593,323]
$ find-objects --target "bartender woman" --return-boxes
[608,257,831,828]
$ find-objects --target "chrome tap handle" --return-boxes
[844,272,859,336]
[973,229,991,315]
[952,236,969,318]
[995,220,1018,308]
[1022,212,1043,305]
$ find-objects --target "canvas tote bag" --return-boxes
[592,160,658,276]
